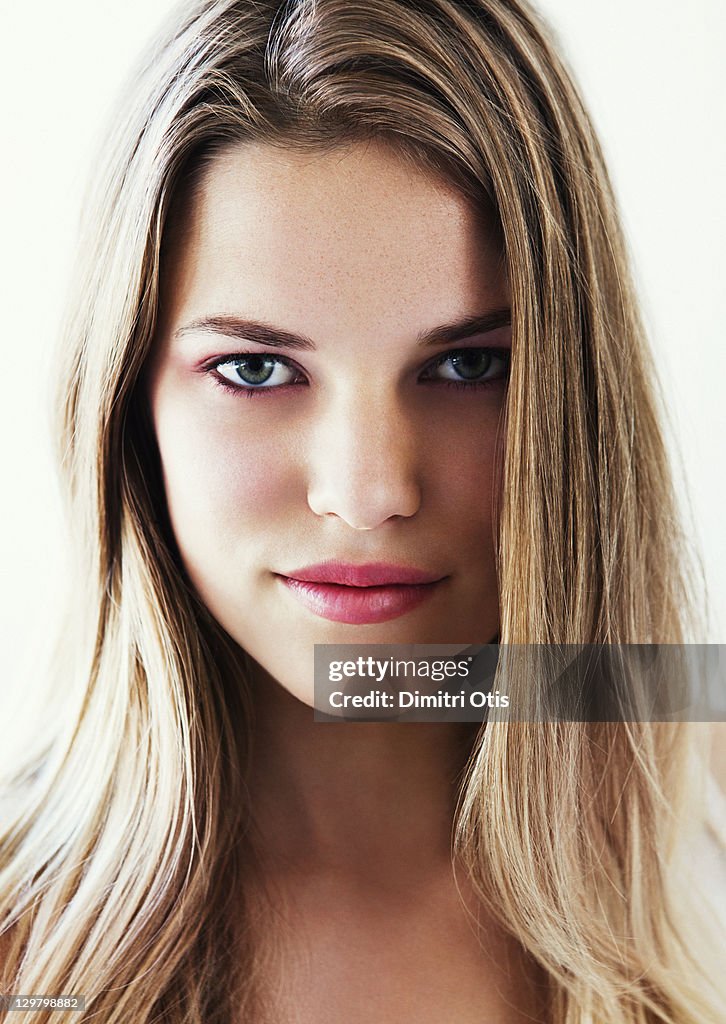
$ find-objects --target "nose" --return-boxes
[306,391,423,530]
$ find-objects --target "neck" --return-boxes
[247,666,479,885]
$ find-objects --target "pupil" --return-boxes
[236,355,274,384]
[451,351,491,379]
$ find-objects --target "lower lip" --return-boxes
[278,576,443,624]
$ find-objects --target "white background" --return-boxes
[1,0,724,693]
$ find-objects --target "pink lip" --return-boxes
[277,561,446,624]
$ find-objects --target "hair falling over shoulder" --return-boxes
[0,0,723,1021]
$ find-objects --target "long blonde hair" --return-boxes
[1,0,722,1020]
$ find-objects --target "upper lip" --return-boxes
[280,561,445,587]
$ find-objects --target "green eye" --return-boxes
[215,354,299,388]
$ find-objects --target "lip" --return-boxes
[277,561,446,624]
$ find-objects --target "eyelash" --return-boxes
[206,348,511,398]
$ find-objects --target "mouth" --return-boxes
[276,561,447,625]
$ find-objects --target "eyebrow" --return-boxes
[175,308,511,350]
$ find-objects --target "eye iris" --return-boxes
[234,355,276,385]
[450,350,492,380]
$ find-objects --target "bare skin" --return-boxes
[245,669,548,1023]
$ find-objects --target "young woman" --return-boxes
[1,0,724,1021]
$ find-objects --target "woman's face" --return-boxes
[147,141,510,706]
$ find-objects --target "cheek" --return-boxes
[150,386,299,554]
[423,400,504,529]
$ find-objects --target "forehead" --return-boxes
[161,140,506,343]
